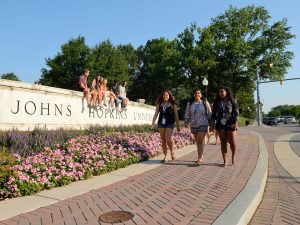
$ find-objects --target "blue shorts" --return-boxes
[157,123,174,129]
[191,126,208,134]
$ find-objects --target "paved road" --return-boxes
[248,125,300,225]
[291,133,300,157]
[1,129,259,225]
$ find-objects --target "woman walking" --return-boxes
[184,89,211,165]
[211,86,239,167]
[152,90,180,162]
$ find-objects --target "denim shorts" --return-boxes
[191,125,208,134]
[157,123,174,129]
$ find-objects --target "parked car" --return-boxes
[263,117,278,125]
[284,116,296,124]
[276,116,284,123]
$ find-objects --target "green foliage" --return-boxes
[37,5,295,118]
[39,36,90,89]
[1,73,21,81]
[0,148,16,184]
[89,40,131,84]
[238,117,254,126]
[268,105,300,117]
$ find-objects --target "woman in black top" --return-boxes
[152,90,180,162]
[211,86,239,167]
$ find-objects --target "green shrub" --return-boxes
[0,148,16,184]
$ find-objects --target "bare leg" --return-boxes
[97,92,103,106]
[91,90,97,107]
[215,130,219,144]
[227,130,237,165]
[102,92,107,106]
[159,128,167,161]
[193,132,206,164]
[84,89,90,106]
[165,128,175,160]
[218,130,228,167]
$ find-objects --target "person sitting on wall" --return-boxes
[90,75,102,107]
[110,79,122,110]
[119,81,129,111]
[78,69,91,107]
[102,78,118,109]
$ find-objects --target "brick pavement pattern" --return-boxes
[1,129,259,225]
[249,126,300,225]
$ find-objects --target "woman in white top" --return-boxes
[184,89,211,165]
[118,81,128,110]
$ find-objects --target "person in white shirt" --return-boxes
[118,81,129,110]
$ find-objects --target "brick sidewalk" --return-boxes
[1,129,259,225]
[249,127,300,225]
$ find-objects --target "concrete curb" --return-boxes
[0,145,197,221]
[274,133,300,182]
[212,131,268,225]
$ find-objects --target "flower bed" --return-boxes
[0,129,194,200]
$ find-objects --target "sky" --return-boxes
[1,0,299,113]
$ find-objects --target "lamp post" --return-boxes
[256,62,273,126]
[202,77,208,99]
[256,65,262,126]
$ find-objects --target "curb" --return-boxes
[212,131,268,225]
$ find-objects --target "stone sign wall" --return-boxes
[0,79,155,130]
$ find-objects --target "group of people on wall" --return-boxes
[152,86,238,168]
[77,69,128,111]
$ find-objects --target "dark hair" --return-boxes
[113,79,118,83]
[215,86,233,101]
[189,89,206,104]
[155,90,177,107]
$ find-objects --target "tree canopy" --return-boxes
[0,73,21,81]
[37,5,295,119]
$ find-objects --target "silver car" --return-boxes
[284,116,296,124]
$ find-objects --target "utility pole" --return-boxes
[256,65,261,126]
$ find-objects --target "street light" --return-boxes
[202,77,208,99]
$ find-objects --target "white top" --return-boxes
[119,85,127,98]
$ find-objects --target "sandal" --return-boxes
[196,158,203,165]
[160,158,167,163]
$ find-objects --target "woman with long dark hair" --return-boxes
[184,89,211,165]
[211,86,239,167]
[152,90,180,162]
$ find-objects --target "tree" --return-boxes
[1,73,21,81]
[268,105,300,117]
[208,5,294,96]
[39,36,90,89]
[130,38,182,104]
[89,40,130,85]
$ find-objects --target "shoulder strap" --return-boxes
[202,101,208,116]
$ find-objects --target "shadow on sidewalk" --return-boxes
[163,160,224,168]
